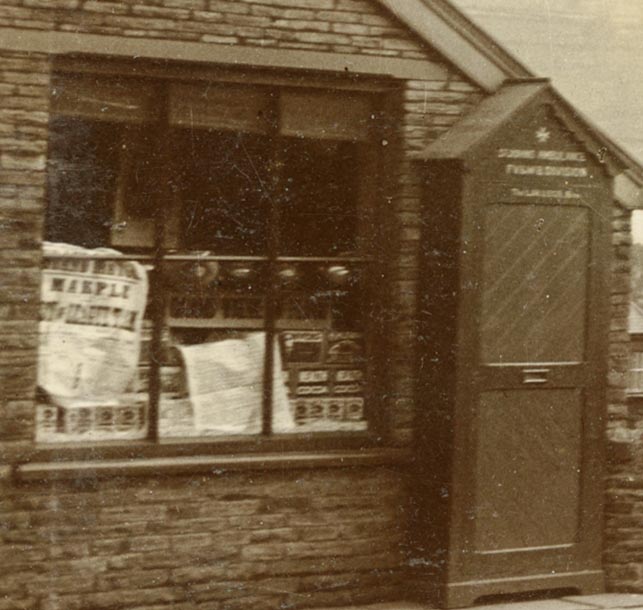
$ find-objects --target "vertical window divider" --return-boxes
[262,92,282,437]
[371,91,398,443]
[147,84,171,442]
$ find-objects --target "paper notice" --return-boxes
[178,333,294,434]
[38,242,149,403]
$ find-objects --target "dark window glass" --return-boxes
[45,116,121,247]
[279,139,359,257]
[173,129,271,255]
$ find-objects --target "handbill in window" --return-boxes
[178,333,295,434]
[38,241,149,403]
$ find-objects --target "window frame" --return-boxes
[627,335,643,397]
[36,57,399,455]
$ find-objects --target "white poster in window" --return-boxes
[178,333,294,434]
[38,241,149,403]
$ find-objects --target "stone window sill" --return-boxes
[13,448,411,482]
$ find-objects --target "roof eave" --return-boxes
[376,0,532,92]
[377,0,643,206]
[540,84,643,207]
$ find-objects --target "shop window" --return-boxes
[38,69,381,444]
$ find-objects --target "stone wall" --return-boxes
[0,0,440,60]
[0,1,484,609]
[0,467,411,610]
[604,203,643,592]
[0,50,49,451]
[607,203,632,444]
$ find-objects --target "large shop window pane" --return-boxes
[159,259,269,437]
[111,126,163,249]
[172,129,271,255]
[279,139,359,257]
[36,243,150,442]
[46,117,121,248]
[275,261,369,433]
[41,114,151,442]
[275,137,369,433]
[165,259,266,331]
[39,72,380,443]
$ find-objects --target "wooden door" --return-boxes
[417,86,615,608]
[451,197,607,604]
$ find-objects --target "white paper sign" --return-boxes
[178,333,294,434]
[38,242,149,403]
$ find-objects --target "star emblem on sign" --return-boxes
[536,127,551,143]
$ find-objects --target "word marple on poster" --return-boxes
[38,242,149,403]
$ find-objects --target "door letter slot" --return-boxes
[522,368,549,385]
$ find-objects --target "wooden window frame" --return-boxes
[37,58,398,459]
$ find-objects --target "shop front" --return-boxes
[0,1,642,609]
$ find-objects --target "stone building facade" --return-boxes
[0,1,641,609]
[605,203,643,592]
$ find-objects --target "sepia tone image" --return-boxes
[1,1,643,610]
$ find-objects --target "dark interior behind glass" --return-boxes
[45,116,121,248]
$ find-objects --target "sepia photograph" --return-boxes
[1,1,643,610]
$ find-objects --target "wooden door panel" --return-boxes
[473,389,582,552]
[470,201,591,569]
[480,204,589,364]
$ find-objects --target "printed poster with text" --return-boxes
[178,333,295,434]
[38,241,149,403]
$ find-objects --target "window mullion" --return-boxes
[147,84,171,442]
[262,94,282,436]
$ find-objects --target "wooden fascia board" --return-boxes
[0,27,448,81]
[545,85,643,204]
[376,0,529,92]
[426,0,533,77]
